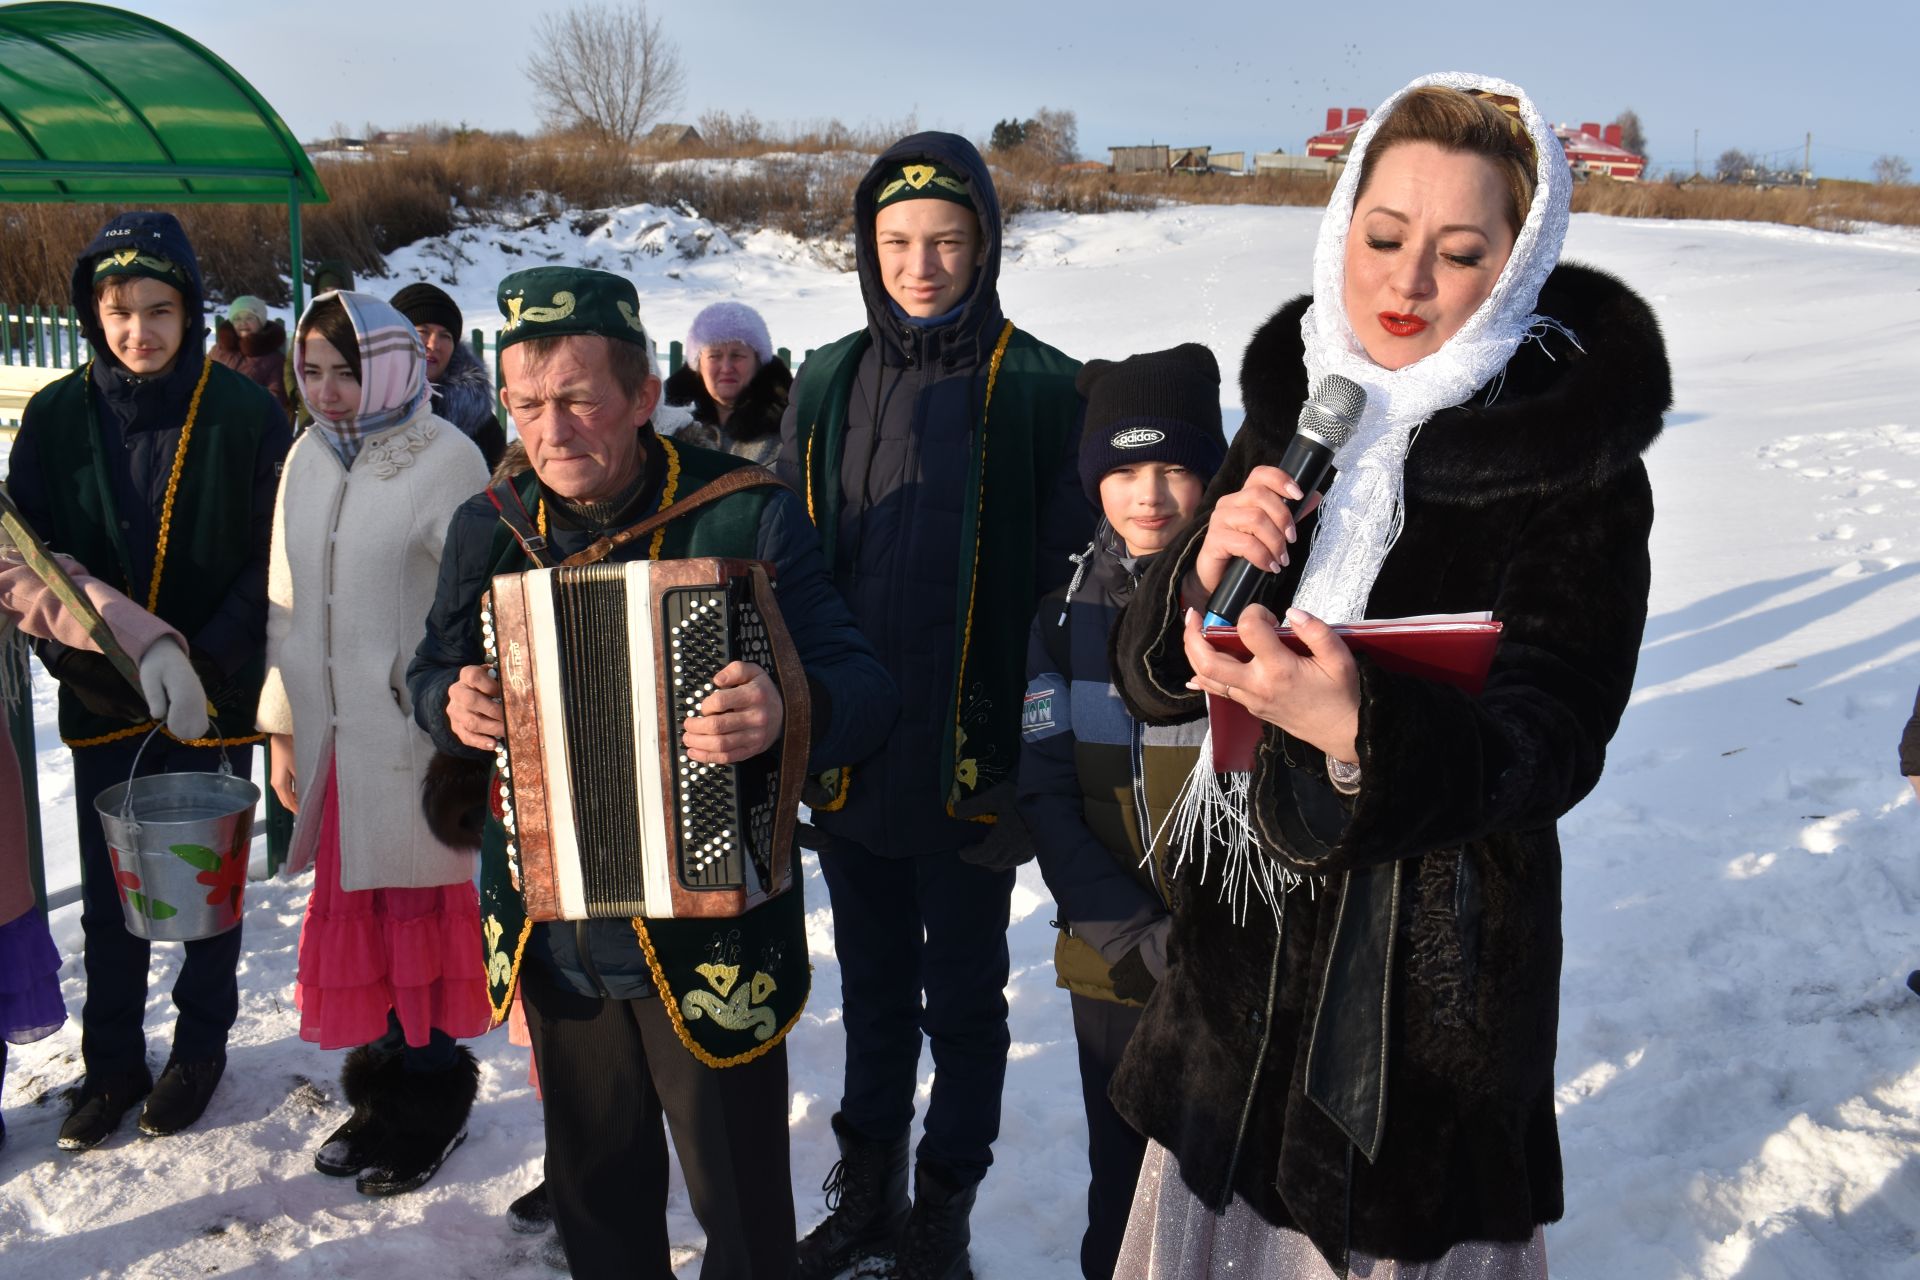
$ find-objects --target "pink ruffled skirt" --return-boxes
[295,760,492,1050]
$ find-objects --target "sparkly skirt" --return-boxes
[1117,1141,1549,1279]
[294,760,492,1050]
[0,907,64,1045]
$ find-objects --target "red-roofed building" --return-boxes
[1305,107,1368,159]
[1556,121,1647,180]
[1301,107,1648,181]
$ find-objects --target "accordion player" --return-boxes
[480,556,811,922]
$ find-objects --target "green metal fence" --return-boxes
[2,304,88,368]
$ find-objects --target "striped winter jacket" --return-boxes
[1016,526,1204,1006]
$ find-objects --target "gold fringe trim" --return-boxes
[945,321,1016,818]
[63,722,265,750]
[629,915,809,1069]
[147,358,213,612]
[533,436,683,553]
[804,430,817,524]
[650,436,683,557]
[814,765,851,812]
[488,915,536,1029]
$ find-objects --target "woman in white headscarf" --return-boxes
[1107,74,1672,1277]
[259,291,492,1198]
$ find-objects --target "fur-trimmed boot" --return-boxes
[314,1044,400,1177]
[794,1112,910,1280]
[891,1163,978,1280]
[355,1046,480,1197]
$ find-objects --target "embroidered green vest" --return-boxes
[792,324,1082,813]
[20,363,276,747]
[478,437,810,1068]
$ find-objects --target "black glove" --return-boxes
[38,642,148,723]
[952,781,1036,870]
[1110,944,1160,1004]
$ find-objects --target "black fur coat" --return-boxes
[662,356,792,467]
[1109,263,1670,1269]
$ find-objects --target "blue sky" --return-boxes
[143,0,1917,181]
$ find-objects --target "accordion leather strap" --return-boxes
[563,466,785,568]
[748,563,810,894]
[485,478,553,568]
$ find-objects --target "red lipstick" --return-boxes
[1379,312,1427,337]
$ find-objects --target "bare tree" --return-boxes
[1611,109,1647,157]
[1714,148,1754,183]
[1022,108,1080,166]
[525,1,686,149]
[696,109,764,153]
[1872,154,1913,186]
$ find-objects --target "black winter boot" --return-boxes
[57,1063,152,1152]
[354,1045,479,1196]
[794,1112,910,1280]
[314,1044,400,1177]
[891,1163,978,1280]
[139,1053,227,1137]
[508,1178,553,1234]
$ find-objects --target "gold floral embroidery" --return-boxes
[695,962,741,998]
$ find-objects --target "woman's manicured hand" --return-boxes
[1183,604,1361,764]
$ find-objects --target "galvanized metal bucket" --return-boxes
[94,731,260,942]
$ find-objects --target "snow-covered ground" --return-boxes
[3,204,1920,1278]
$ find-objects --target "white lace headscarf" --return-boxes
[1290,71,1571,624]
[1161,73,1572,923]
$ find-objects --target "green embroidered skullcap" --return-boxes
[92,248,188,289]
[496,266,649,352]
[873,159,976,211]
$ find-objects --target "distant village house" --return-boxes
[1302,105,1647,180]
[1110,104,1647,182]
[1557,121,1646,180]
[641,123,703,153]
[1105,144,1215,175]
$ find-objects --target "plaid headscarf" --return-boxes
[296,291,429,467]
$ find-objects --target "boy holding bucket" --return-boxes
[7,211,290,1150]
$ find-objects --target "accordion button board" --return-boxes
[482,557,808,922]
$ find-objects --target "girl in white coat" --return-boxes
[259,291,491,1196]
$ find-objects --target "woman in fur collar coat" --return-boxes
[258,291,492,1198]
[662,300,791,467]
[211,296,290,415]
[1108,76,1669,1276]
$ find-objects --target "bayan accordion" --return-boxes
[480,558,810,922]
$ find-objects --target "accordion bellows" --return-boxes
[482,558,810,921]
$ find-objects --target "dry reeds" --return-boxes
[1570,175,1920,231]
[5,131,1917,310]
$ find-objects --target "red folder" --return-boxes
[1201,614,1503,772]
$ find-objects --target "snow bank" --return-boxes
[5,206,1920,1278]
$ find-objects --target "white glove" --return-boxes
[137,637,210,741]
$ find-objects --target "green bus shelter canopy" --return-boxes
[0,1,327,204]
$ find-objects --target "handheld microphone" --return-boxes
[1204,375,1366,626]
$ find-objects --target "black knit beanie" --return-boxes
[1076,343,1227,503]
[390,282,463,337]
